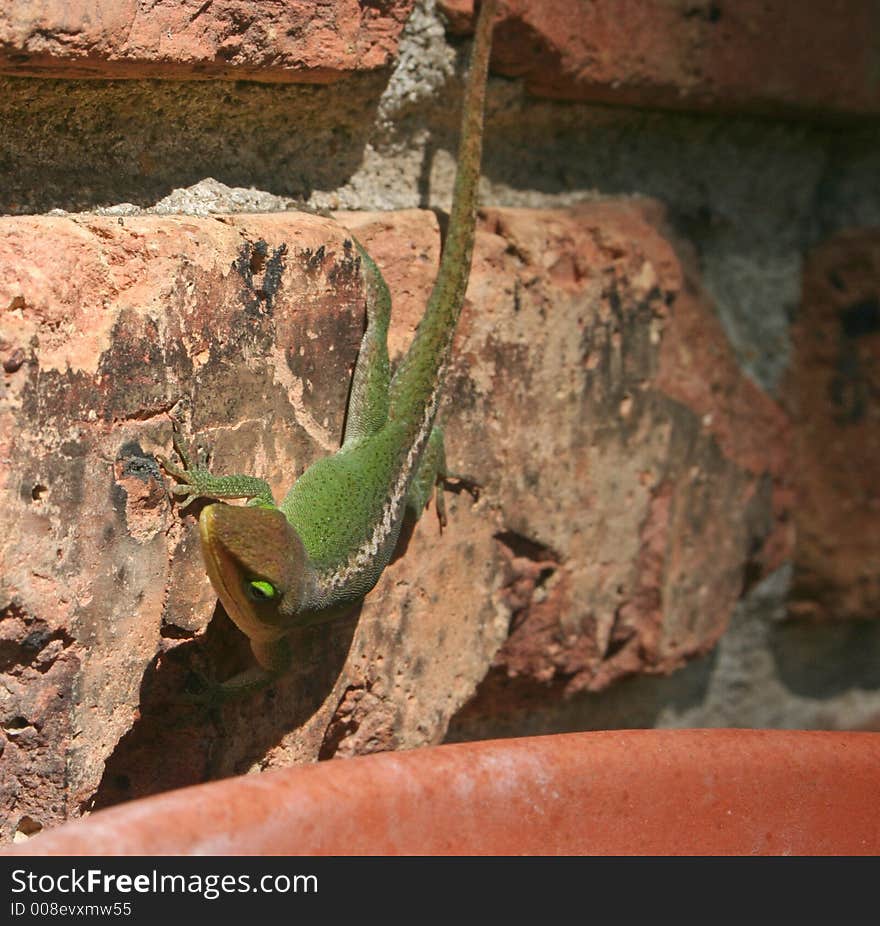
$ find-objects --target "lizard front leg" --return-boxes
[182,636,293,709]
[157,419,276,509]
[158,421,312,706]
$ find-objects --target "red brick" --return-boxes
[442,0,880,117]
[461,203,790,699]
[784,229,880,620]
[0,0,414,81]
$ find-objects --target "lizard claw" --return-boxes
[157,419,220,508]
[444,472,481,501]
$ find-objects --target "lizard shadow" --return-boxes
[88,600,360,813]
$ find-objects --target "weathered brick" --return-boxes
[442,0,880,117]
[784,229,880,621]
[0,204,787,838]
[0,0,414,81]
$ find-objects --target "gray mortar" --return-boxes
[2,0,879,734]
[662,566,880,730]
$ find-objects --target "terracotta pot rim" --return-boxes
[8,729,880,856]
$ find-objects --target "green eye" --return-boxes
[246,580,278,601]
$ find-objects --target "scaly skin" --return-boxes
[160,0,496,696]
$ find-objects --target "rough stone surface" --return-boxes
[0,0,414,82]
[440,0,880,117]
[0,75,390,215]
[0,203,788,839]
[784,230,880,622]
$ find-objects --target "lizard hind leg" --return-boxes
[406,425,451,528]
[341,239,392,447]
[406,425,482,530]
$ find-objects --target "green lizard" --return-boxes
[159,0,496,696]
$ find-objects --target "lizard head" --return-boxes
[197,503,313,642]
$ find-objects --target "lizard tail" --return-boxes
[389,0,496,419]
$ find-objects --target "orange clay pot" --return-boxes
[7,729,880,856]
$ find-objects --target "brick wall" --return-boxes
[1,0,879,843]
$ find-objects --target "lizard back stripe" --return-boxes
[320,374,444,594]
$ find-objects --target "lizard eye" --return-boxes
[246,579,278,601]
